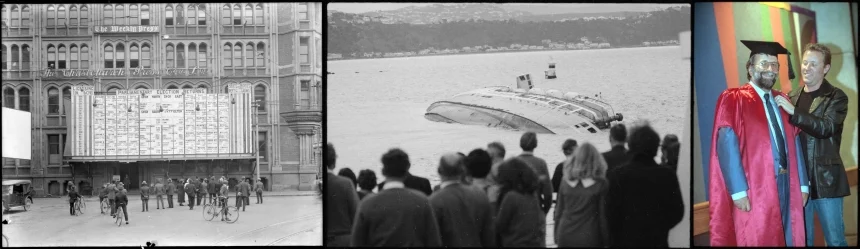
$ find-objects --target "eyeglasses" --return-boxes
[757,61,780,70]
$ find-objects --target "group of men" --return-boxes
[709,41,850,247]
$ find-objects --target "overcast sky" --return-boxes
[327,3,689,15]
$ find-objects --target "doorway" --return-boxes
[117,163,140,190]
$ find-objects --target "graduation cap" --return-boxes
[741,40,796,80]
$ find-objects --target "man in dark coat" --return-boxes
[68,186,81,216]
[351,148,442,247]
[254,177,264,204]
[184,179,196,210]
[165,178,175,208]
[98,183,109,214]
[140,181,150,212]
[552,139,578,196]
[154,179,165,209]
[196,177,205,206]
[607,123,683,247]
[515,132,553,215]
[377,171,433,196]
[177,178,186,206]
[602,123,630,176]
[209,176,218,205]
[324,143,360,247]
[429,153,495,247]
[200,179,209,206]
[115,187,129,224]
[107,181,118,216]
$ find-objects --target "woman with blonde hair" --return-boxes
[553,142,610,247]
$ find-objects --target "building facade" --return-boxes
[1,3,322,195]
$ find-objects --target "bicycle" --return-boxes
[73,197,84,216]
[100,198,110,215]
[203,196,238,223]
[115,205,125,227]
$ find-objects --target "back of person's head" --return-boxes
[562,139,578,156]
[325,143,337,170]
[496,158,538,196]
[520,132,538,151]
[487,141,506,159]
[610,123,627,144]
[381,148,410,178]
[357,169,378,191]
[568,142,608,180]
[662,134,679,148]
[437,153,465,179]
[465,148,492,178]
[337,168,358,188]
[663,141,681,166]
[628,122,661,158]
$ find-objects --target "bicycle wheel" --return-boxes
[115,207,123,227]
[75,201,83,215]
[2,234,8,247]
[203,204,216,221]
[225,206,239,223]
[81,199,86,210]
[101,201,108,215]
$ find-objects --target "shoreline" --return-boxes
[327,44,680,62]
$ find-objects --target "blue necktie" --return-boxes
[764,93,787,170]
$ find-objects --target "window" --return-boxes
[69,6,78,26]
[198,43,207,68]
[222,5,231,26]
[233,42,242,67]
[244,4,252,25]
[165,5,173,26]
[197,5,206,25]
[233,4,241,25]
[1,6,5,28]
[107,87,119,93]
[299,37,309,64]
[135,86,148,90]
[222,44,231,67]
[316,38,321,68]
[11,45,19,70]
[47,5,56,26]
[188,43,197,68]
[254,4,263,25]
[57,45,66,69]
[19,88,29,111]
[48,134,61,164]
[3,88,14,107]
[256,43,264,66]
[104,5,113,25]
[1,45,5,70]
[47,45,56,69]
[298,3,308,20]
[22,45,30,70]
[140,5,149,25]
[182,85,193,89]
[187,5,196,25]
[175,5,184,26]
[70,45,79,69]
[300,80,310,107]
[115,5,124,25]
[254,85,265,111]
[48,87,59,114]
[246,43,254,67]
[22,5,31,27]
[167,85,178,89]
[80,45,89,69]
[141,44,150,68]
[166,44,174,68]
[58,5,66,27]
[176,43,185,68]
[115,43,125,68]
[79,6,87,27]
[62,87,70,115]
[130,44,139,68]
[258,131,267,162]
[129,5,138,25]
[104,44,113,68]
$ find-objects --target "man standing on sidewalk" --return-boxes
[240,178,251,209]
[255,178,264,204]
[200,178,209,206]
[140,181,150,212]
[166,179,175,208]
[184,179,195,210]
[177,178,186,207]
[107,180,118,216]
[154,179,165,209]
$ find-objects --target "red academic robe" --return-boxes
[708,84,805,246]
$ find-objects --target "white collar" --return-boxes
[748,81,774,100]
[383,181,405,190]
[521,151,534,156]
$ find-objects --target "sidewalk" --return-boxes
[38,190,318,200]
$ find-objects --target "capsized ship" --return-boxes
[424,74,623,134]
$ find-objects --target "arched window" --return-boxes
[254,85,266,111]
[141,44,150,68]
[167,85,178,89]
[233,42,242,67]
[254,4,263,25]
[115,43,125,68]
[245,43,254,67]
[70,45,79,69]
[176,43,185,68]
[10,6,20,27]
[166,44,174,68]
[47,5,56,26]
[140,4,149,25]
[62,87,71,115]
[10,45,19,70]
[181,85,193,89]
[22,5,31,27]
[1,6,6,28]
[222,5,231,26]
[1,45,6,70]
[198,5,206,25]
[233,4,241,25]
[198,43,207,68]
[175,5,184,26]
[130,44,139,68]
[47,45,56,69]
[69,6,78,26]
[22,45,32,70]
[224,85,229,93]
[103,44,113,68]
[80,45,89,69]
[104,5,113,25]
[58,5,66,26]
[3,88,14,107]
[165,5,173,26]
[48,87,59,114]
[115,5,124,25]
[135,85,148,90]
[129,5,138,25]
[107,87,119,93]
[19,88,29,111]
[57,45,66,69]
[187,5,196,25]
[222,44,231,67]
[244,4,252,25]
[79,5,87,27]
[188,43,197,68]
[197,85,207,91]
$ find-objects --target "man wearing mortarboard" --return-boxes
[708,40,809,246]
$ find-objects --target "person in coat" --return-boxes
[209,177,218,205]
[553,142,610,247]
[68,186,81,216]
[140,181,150,212]
[184,179,195,210]
[240,178,251,210]
[218,178,231,222]
[177,178,186,206]
[165,178,175,208]
[196,178,204,206]
[115,187,129,224]
[107,181,118,216]
[200,179,209,206]
[254,178,264,204]
[154,179,165,209]
[494,158,545,247]
[98,183,109,214]
[429,153,496,247]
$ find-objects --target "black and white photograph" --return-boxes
[1,3,322,246]
[326,3,691,247]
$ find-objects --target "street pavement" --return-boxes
[1,194,321,246]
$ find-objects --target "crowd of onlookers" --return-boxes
[325,121,684,247]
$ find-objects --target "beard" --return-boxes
[752,70,777,90]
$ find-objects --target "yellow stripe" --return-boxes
[760,2,791,11]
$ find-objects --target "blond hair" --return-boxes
[564,142,608,181]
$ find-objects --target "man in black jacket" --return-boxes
[115,187,129,225]
[325,143,360,247]
[376,162,433,196]
[776,43,850,246]
[602,123,630,176]
[552,139,577,198]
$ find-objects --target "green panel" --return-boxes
[732,2,772,85]
[780,10,800,90]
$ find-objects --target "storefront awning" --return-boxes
[65,153,257,162]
